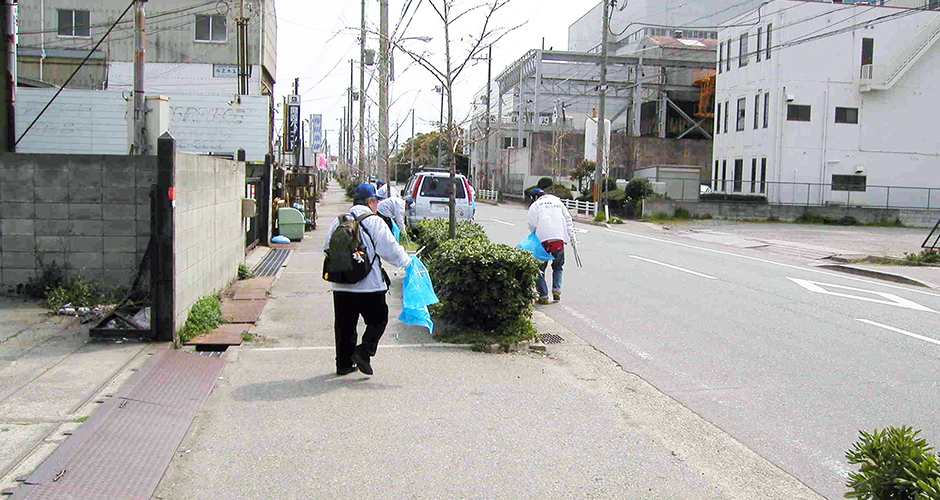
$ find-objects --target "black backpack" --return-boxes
[322,213,378,284]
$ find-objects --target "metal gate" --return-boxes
[245,161,269,250]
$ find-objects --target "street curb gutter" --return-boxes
[817,264,937,289]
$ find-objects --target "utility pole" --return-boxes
[484,44,492,189]
[339,113,345,168]
[379,0,389,189]
[294,77,300,168]
[410,109,415,177]
[132,0,148,155]
[593,0,609,203]
[1,0,16,152]
[359,0,366,181]
[237,0,248,94]
[349,59,354,176]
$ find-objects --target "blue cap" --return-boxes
[405,198,414,207]
[353,182,378,200]
[531,188,545,197]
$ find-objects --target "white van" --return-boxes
[403,171,475,228]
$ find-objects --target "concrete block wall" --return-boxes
[173,153,245,333]
[0,154,155,291]
[643,199,940,228]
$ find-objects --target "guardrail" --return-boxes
[562,198,598,217]
[477,189,499,201]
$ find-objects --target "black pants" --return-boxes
[332,290,389,369]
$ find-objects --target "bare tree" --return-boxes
[396,0,522,238]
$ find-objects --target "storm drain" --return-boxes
[538,333,566,344]
[252,249,291,277]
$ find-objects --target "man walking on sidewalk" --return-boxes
[323,183,412,376]
[526,187,576,305]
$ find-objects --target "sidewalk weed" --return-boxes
[904,249,940,264]
[179,295,224,343]
[237,264,255,280]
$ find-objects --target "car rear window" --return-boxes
[419,176,466,199]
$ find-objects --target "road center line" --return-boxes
[489,218,514,226]
[856,319,940,347]
[630,255,717,280]
[602,228,940,298]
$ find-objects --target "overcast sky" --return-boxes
[274,0,595,156]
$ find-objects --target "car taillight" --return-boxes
[464,179,473,203]
[412,177,422,200]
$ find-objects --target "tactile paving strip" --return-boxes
[10,350,225,500]
[251,248,291,277]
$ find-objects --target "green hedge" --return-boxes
[428,238,540,334]
[410,218,488,260]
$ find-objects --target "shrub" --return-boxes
[179,295,225,342]
[411,218,488,262]
[536,177,554,189]
[594,213,607,222]
[609,217,624,224]
[650,212,671,220]
[845,426,940,500]
[428,238,540,336]
[674,208,691,219]
[904,249,940,264]
[795,213,862,226]
[24,256,68,300]
[624,178,654,201]
[546,184,573,199]
[238,264,255,280]
[605,189,627,210]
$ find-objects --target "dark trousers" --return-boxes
[332,290,389,369]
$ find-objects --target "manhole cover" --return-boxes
[539,333,565,344]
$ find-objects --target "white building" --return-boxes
[714,0,940,209]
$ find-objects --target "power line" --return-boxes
[16,0,220,36]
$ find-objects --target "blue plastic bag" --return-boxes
[517,233,554,261]
[399,255,439,334]
[392,221,401,241]
[272,235,290,244]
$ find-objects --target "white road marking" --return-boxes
[630,255,717,280]
[788,278,937,313]
[489,218,514,226]
[856,319,940,347]
[574,228,589,233]
[560,305,652,360]
[602,228,940,299]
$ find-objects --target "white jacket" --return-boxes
[323,205,411,292]
[376,197,406,232]
[526,194,576,244]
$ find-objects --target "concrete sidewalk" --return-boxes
[151,183,823,500]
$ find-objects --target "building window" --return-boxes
[736,98,746,131]
[501,137,527,148]
[726,41,732,71]
[195,14,227,42]
[724,101,729,133]
[722,159,728,192]
[832,174,867,192]
[716,102,721,134]
[714,160,720,190]
[835,107,859,124]
[58,9,90,37]
[766,24,772,60]
[862,38,874,67]
[750,158,757,193]
[787,104,811,122]
[739,33,749,67]
[718,43,723,74]
[757,27,763,62]
[763,92,770,128]
[754,94,760,129]
[733,159,743,192]
[760,158,767,193]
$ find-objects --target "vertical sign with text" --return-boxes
[311,114,323,153]
[285,95,301,153]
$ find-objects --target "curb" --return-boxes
[816,263,938,289]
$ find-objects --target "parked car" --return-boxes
[403,171,475,228]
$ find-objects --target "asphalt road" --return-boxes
[474,202,940,500]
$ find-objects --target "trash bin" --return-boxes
[277,207,305,241]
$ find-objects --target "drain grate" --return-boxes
[538,333,566,344]
[252,249,291,277]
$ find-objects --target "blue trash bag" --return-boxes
[517,233,554,261]
[272,235,290,244]
[392,221,401,241]
[399,255,439,334]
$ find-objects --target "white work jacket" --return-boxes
[376,197,407,233]
[526,194,576,244]
[323,205,411,292]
